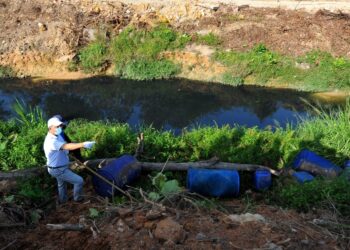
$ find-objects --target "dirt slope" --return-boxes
[0,0,350,79]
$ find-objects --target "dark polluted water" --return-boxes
[0,77,345,134]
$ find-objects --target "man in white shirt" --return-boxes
[44,116,96,204]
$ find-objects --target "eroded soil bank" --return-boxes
[1,0,350,87]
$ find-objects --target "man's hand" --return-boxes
[83,141,96,149]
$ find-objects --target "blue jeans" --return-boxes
[48,165,83,203]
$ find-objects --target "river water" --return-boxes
[0,77,345,133]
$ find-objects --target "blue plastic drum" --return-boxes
[187,168,240,197]
[292,149,342,177]
[292,171,315,184]
[92,154,140,197]
[253,170,272,191]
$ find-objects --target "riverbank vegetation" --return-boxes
[215,46,350,90]
[73,25,350,91]
[0,65,14,78]
[1,101,349,171]
[1,101,349,214]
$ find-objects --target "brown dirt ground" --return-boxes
[1,178,349,250]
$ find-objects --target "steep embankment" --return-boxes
[0,0,350,84]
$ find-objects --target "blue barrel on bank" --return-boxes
[253,170,272,191]
[187,168,240,197]
[292,171,315,184]
[292,149,342,177]
[92,154,140,197]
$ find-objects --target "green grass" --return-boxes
[122,59,180,80]
[76,25,190,79]
[78,39,108,73]
[195,32,221,46]
[221,72,244,86]
[213,45,350,91]
[110,25,190,80]
[270,176,350,215]
[2,100,349,171]
[1,102,349,214]
[0,65,14,78]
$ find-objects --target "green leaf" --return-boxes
[160,180,180,196]
[30,209,42,224]
[89,208,100,218]
[152,172,167,189]
[148,192,161,201]
[4,195,15,203]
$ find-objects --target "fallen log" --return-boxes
[85,158,279,176]
[0,223,26,228]
[0,158,279,181]
[0,167,45,181]
[46,223,85,231]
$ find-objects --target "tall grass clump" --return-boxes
[13,99,45,127]
[78,38,108,73]
[110,25,190,80]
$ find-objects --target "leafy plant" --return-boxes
[148,172,181,201]
[18,176,53,201]
[89,208,100,218]
[13,99,45,127]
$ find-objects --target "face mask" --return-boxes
[55,127,62,136]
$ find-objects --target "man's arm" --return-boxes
[61,143,84,151]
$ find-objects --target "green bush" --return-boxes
[195,32,221,46]
[79,40,108,73]
[8,125,47,169]
[18,176,54,201]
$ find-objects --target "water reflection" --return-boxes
[0,77,345,132]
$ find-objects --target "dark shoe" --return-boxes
[74,197,85,203]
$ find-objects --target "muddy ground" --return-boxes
[0,0,350,79]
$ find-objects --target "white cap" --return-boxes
[47,117,63,128]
